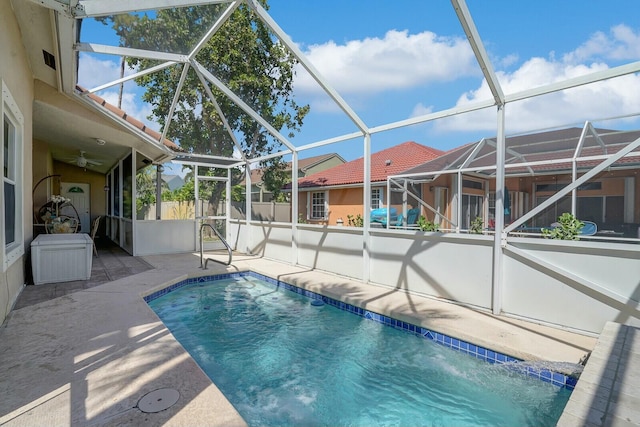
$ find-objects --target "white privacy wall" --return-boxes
[227,221,640,334]
[369,232,494,309]
[296,226,364,280]
[134,220,197,255]
[502,238,640,334]
[248,222,293,263]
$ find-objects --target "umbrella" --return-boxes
[504,187,511,222]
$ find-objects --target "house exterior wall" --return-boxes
[299,184,435,226]
[302,156,345,177]
[0,0,34,324]
[327,187,364,225]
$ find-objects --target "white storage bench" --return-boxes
[31,233,93,285]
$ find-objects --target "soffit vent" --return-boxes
[43,50,56,70]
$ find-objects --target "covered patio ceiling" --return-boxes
[15,0,640,175]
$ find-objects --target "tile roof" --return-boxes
[77,85,183,152]
[296,141,443,188]
[402,127,640,177]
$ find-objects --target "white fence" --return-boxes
[228,219,640,335]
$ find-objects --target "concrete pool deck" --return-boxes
[0,250,635,426]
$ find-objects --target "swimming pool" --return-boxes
[146,272,573,426]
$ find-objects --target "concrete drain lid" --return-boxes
[137,388,180,413]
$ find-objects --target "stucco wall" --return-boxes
[0,0,34,324]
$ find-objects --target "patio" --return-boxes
[2,246,630,426]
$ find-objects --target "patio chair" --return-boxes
[370,207,398,227]
[90,215,102,256]
[580,221,598,236]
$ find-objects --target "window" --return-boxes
[2,82,24,271]
[310,191,327,219]
[390,182,422,206]
[371,188,382,209]
[463,179,483,190]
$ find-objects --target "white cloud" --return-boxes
[77,53,139,89]
[430,24,640,135]
[563,24,640,63]
[433,57,640,133]
[410,102,434,118]
[295,29,477,96]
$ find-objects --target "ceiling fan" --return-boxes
[66,150,102,168]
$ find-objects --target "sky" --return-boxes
[77,1,640,164]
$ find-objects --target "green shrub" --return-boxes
[347,214,363,227]
[470,216,484,234]
[417,215,440,232]
[541,212,584,240]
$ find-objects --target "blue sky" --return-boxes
[78,1,640,163]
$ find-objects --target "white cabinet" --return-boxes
[31,234,93,285]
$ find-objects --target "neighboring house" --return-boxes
[243,153,346,202]
[399,127,640,236]
[293,141,443,225]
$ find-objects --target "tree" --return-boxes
[99,1,309,212]
[259,157,289,202]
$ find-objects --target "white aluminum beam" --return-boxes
[246,0,370,135]
[370,98,495,135]
[460,138,487,169]
[191,61,248,162]
[54,11,77,94]
[295,132,364,153]
[291,151,299,265]
[451,0,505,106]
[191,60,297,152]
[160,63,190,146]
[363,134,372,283]
[251,149,293,164]
[85,61,178,94]
[75,0,234,18]
[76,43,188,63]
[492,105,506,315]
[505,61,640,104]
[188,2,239,60]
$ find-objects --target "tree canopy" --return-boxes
[100,1,309,209]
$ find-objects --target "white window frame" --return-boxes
[371,187,383,210]
[308,191,328,220]
[2,81,24,271]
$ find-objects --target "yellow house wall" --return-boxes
[0,0,34,323]
[32,138,53,226]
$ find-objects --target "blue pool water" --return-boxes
[147,274,572,426]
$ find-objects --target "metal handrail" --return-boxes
[200,222,232,268]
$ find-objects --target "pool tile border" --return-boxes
[144,271,577,390]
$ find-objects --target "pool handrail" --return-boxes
[200,222,232,268]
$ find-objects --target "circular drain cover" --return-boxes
[137,388,180,413]
[311,299,325,306]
